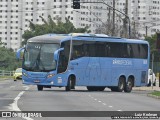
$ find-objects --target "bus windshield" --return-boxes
[23,43,59,72]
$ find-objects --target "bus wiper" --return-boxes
[39,60,46,72]
[31,50,41,71]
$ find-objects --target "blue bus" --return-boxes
[16,33,150,92]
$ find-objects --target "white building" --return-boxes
[130,0,160,37]
[0,0,160,51]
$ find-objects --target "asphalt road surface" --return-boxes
[0,80,160,120]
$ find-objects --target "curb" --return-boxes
[133,87,160,91]
[147,94,160,99]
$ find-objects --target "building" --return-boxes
[0,0,160,51]
[0,0,75,51]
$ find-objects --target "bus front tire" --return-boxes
[65,76,74,91]
[37,85,43,91]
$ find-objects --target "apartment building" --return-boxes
[0,0,160,51]
[0,0,76,51]
[130,0,160,37]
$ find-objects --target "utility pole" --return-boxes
[78,1,131,38]
[107,7,111,35]
[123,0,128,38]
[146,26,148,36]
[112,0,115,36]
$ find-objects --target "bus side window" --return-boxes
[139,44,148,59]
[127,44,133,58]
[83,44,89,57]
[71,41,84,60]
[131,44,139,58]
[105,44,111,57]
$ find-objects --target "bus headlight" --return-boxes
[50,81,54,84]
[22,72,28,77]
[47,74,54,78]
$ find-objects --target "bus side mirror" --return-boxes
[16,47,25,60]
[54,48,64,61]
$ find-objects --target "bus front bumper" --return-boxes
[22,76,67,87]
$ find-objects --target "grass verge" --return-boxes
[150,91,160,96]
[0,76,13,80]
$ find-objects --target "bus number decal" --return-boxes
[143,60,147,64]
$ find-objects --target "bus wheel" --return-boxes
[124,78,133,93]
[65,77,72,91]
[37,85,43,91]
[117,77,125,92]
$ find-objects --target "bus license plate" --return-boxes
[34,80,40,83]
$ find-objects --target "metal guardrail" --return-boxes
[0,70,14,76]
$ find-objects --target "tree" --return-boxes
[145,34,157,53]
[95,20,123,37]
[145,34,160,62]
[22,16,90,45]
[0,47,21,70]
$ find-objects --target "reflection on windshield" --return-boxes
[23,43,59,72]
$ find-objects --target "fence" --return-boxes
[0,70,14,76]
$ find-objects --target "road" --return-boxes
[0,80,160,120]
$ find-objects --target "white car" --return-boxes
[148,69,156,86]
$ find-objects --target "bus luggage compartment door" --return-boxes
[86,58,101,86]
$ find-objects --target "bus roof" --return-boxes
[28,34,68,43]
[27,33,148,45]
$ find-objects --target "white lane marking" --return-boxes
[102,103,106,105]
[88,95,116,109]
[88,95,94,99]
[117,110,122,111]
[9,86,33,120]
[10,86,15,88]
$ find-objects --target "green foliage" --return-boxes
[145,34,157,53]
[150,91,160,96]
[145,34,160,63]
[22,16,90,45]
[0,47,21,71]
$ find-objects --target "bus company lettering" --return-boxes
[113,59,132,65]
